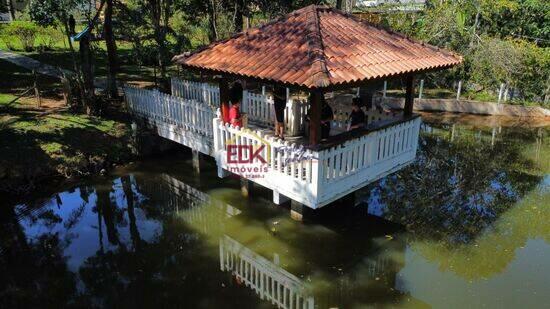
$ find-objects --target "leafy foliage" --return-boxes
[0,21,40,51]
[381,0,550,104]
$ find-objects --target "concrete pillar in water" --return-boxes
[192,150,201,174]
[240,178,252,197]
[290,201,307,221]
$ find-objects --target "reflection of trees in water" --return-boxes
[75,174,260,308]
[0,172,263,307]
[0,205,86,307]
[359,124,549,280]
[413,186,550,280]
[362,124,544,244]
[122,175,142,251]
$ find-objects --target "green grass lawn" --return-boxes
[0,93,17,105]
[386,88,545,107]
[0,110,131,184]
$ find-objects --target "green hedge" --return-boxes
[0,21,64,52]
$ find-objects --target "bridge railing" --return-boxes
[171,77,220,107]
[125,86,215,138]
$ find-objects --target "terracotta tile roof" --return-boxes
[173,5,462,89]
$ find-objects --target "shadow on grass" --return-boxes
[0,110,131,196]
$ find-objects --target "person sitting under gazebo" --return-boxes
[348,98,365,131]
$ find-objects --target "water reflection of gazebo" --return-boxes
[170,5,461,213]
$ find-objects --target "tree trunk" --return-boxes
[234,0,244,33]
[104,0,118,98]
[150,0,168,81]
[207,0,218,42]
[336,0,343,10]
[79,34,96,115]
[7,0,15,20]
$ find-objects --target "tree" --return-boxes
[104,0,119,98]
[6,0,15,20]
[0,1,8,15]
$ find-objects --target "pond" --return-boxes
[1,115,549,308]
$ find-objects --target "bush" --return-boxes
[0,21,39,51]
[37,26,64,51]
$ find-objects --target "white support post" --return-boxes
[273,190,290,205]
[456,80,462,100]
[418,79,424,99]
[192,150,201,174]
[262,85,266,96]
[498,83,505,104]
[383,80,387,98]
[242,90,248,113]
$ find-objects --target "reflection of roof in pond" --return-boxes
[174,5,461,89]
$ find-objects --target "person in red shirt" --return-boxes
[229,83,243,127]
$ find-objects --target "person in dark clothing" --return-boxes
[348,97,366,130]
[273,86,286,139]
[320,98,333,139]
[69,15,76,36]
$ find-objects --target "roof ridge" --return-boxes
[305,5,331,88]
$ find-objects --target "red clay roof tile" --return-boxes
[173,5,462,89]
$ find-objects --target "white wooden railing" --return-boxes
[171,77,220,107]
[220,235,314,309]
[125,86,215,139]
[242,91,308,136]
[213,116,320,206]
[316,116,420,201]
[213,113,421,208]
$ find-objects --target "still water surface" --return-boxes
[1,116,549,308]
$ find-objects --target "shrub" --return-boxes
[37,26,64,51]
[1,21,39,51]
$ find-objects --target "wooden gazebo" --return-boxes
[174,5,461,145]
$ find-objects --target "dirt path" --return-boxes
[0,50,72,78]
[0,49,127,96]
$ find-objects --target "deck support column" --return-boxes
[404,75,415,116]
[240,178,252,197]
[309,90,323,145]
[192,150,201,174]
[273,190,290,205]
[290,201,309,222]
[219,78,230,123]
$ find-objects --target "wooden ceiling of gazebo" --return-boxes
[173,5,462,89]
